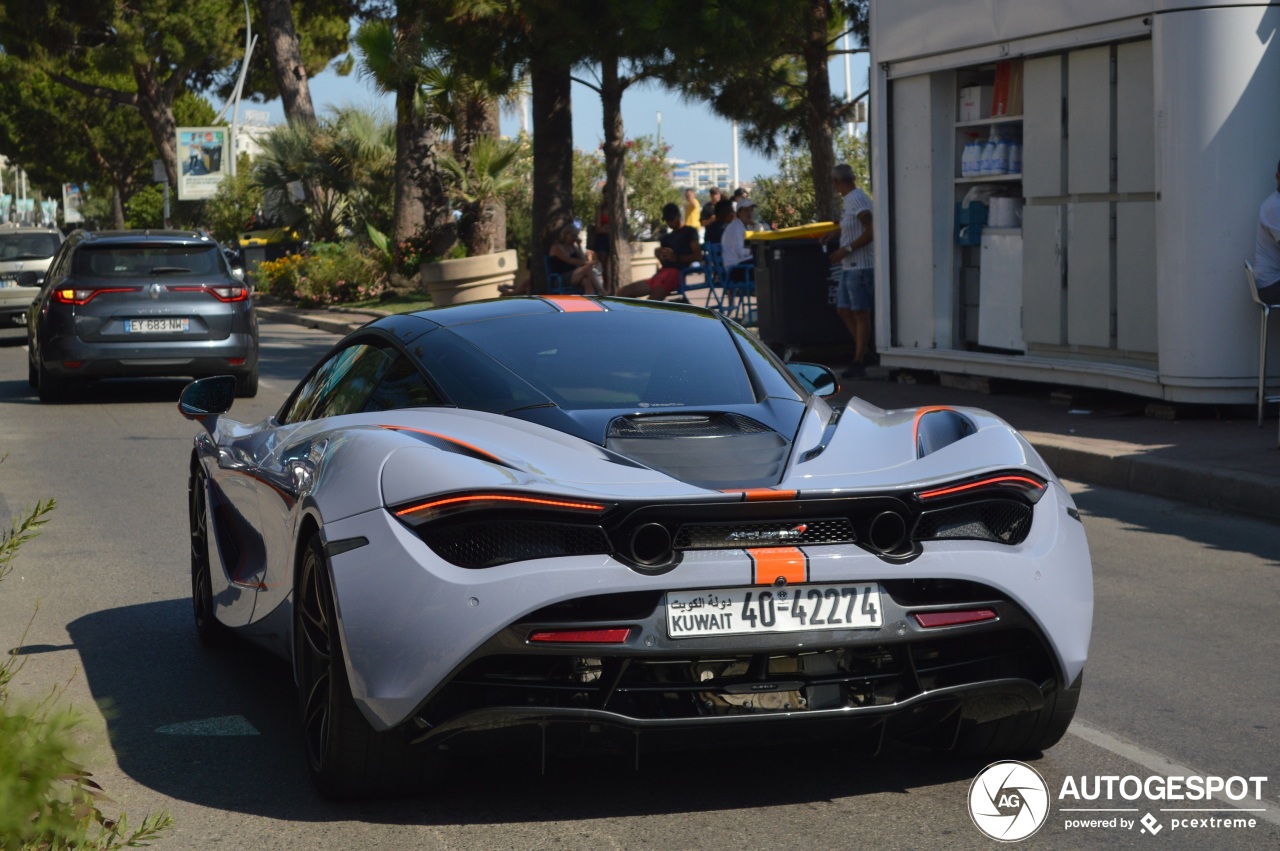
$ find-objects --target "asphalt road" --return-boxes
[0,320,1276,850]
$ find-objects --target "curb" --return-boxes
[254,305,1280,526]
[1028,433,1280,525]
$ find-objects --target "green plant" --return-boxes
[0,481,172,849]
[754,133,870,230]
[291,242,389,308]
[206,154,265,243]
[620,135,676,240]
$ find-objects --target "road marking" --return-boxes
[1069,719,1279,825]
[155,715,260,736]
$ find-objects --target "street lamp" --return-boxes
[212,0,258,177]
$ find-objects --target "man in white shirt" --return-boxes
[721,199,755,270]
[828,163,874,377]
[1255,162,1280,304]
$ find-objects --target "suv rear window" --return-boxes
[0,232,60,260]
[73,244,225,278]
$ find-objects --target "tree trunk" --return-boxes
[421,132,456,266]
[530,57,574,293]
[111,182,126,229]
[483,99,506,253]
[390,4,425,255]
[132,65,179,189]
[600,54,630,292]
[259,0,317,125]
[459,98,505,256]
[804,0,837,223]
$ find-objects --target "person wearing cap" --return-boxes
[721,198,756,272]
[829,162,875,377]
[618,202,701,300]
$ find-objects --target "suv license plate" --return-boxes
[127,318,189,333]
[666,583,882,638]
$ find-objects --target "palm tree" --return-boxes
[439,135,522,256]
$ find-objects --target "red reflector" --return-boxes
[528,628,631,644]
[62,361,83,369]
[913,609,997,628]
[227,358,246,366]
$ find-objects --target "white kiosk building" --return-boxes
[869,1,1280,403]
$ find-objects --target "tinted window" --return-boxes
[439,309,755,410]
[728,323,803,401]
[0,232,60,260]
[363,354,442,412]
[73,244,223,278]
[282,342,392,424]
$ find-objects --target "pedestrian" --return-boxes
[828,163,874,377]
[1254,158,1280,305]
[547,223,605,296]
[731,187,748,210]
[618,202,701,301]
[683,188,701,232]
[593,188,614,293]
[703,199,735,245]
[700,187,723,229]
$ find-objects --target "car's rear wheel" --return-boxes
[295,534,437,799]
[952,672,1082,758]
[27,353,37,389]
[190,467,230,646]
[235,368,258,398]
[36,359,67,403]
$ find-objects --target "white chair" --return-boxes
[1244,259,1280,428]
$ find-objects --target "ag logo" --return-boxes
[968,760,1050,842]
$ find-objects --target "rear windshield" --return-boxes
[0,232,60,260]
[435,309,759,411]
[73,244,225,278]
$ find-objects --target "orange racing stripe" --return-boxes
[721,488,797,502]
[542,295,604,312]
[748,547,808,586]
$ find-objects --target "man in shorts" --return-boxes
[619,203,702,301]
[828,164,874,377]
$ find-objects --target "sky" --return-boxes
[251,51,871,185]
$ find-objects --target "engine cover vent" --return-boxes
[606,413,789,489]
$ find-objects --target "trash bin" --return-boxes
[239,228,302,279]
[748,222,849,355]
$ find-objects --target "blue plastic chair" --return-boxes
[544,256,582,294]
[705,243,755,323]
[675,250,723,310]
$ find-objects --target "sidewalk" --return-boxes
[256,301,1280,525]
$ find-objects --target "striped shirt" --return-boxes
[839,187,874,270]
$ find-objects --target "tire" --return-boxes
[235,368,258,398]
[190,467,231,646]
[295,534,437,799]
[27,354,37,389]
[952,672,1083,758]
[36,359,67,403]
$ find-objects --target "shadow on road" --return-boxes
[1072,482,1280,565]
[68,599,996,823]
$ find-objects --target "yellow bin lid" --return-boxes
[745,222,839,241]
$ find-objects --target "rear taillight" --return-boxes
[528,628,631,644]
[394,493,609,524]
[167,284,248,302]
[54,287,141,305]
[913,609,997,628]
[912,472,1047,547]
[916,474,1047,502]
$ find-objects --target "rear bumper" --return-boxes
[39,332,257,378]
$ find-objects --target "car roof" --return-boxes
[72,229,217,246]
[393,295,720,330]
[0,225,63,235]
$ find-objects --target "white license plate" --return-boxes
[0,278,17,288]
[666,583,882,638]
[126,318,189,333]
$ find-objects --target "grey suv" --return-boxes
[28,230,258,403]
[0,225,63,328]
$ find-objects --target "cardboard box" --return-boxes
[959,85,993,121]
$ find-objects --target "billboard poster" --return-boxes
[15,198,35,224]
[0,195,10,223]
[62,184,84,223]
[40,199,58,226]
[176,126,229,200]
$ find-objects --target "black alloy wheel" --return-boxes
[36,358,67,403]
[294,534,437,799]
[189,467,228,645]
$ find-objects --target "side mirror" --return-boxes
[787,362,839,397]
[179,376,236,428]
[15,271,39,288]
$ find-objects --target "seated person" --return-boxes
[548,223,605,295]
[618,203,702,301]
[720,198,756,280]
[703,199,735,245]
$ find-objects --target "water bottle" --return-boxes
[1009,142,1022,175]
[992,135,1009,175]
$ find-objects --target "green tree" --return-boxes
[207,154,265,243]
[0,0,242,187]
[753,132,868,230]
